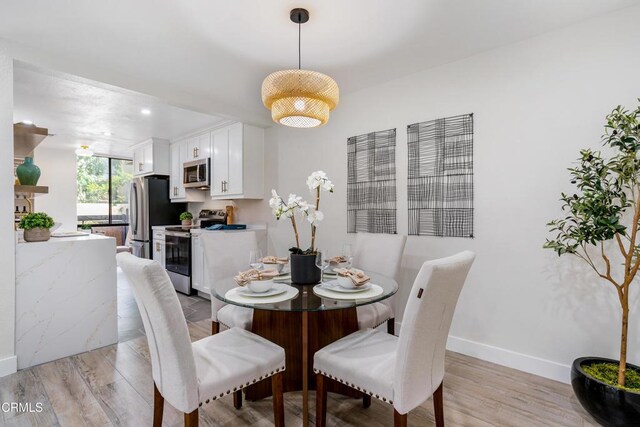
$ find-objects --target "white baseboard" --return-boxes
[0,355,17,378]
[394,321,570,384]
[446,335,570,384]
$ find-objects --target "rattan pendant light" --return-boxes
[261,8,339,128]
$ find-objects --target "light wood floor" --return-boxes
[0,272,600,426]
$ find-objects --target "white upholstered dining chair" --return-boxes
[352,232,407,334]
[314,251,475,427]
[117,253,286,427]
[201,232,257,335]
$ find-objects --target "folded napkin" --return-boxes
[234,268,279,286]
[333,268,371,287]
[261,256,289,264]
[329,255,349,265]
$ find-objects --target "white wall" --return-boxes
[263,6,640,383]
[34,141,77,230]
[0,49,15,376]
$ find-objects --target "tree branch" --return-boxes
[600,241,613,282]
[575,248,618,287]
[616,234,628,258]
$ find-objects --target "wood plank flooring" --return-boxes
[0,270,601,426]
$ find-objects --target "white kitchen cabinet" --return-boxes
[169,142,186,200]
[152,230,166,268]
[210,122,264,199]
[169,140,205,202]
[191,233,209,294]
[186,132,211,162]
[132,138,170,177]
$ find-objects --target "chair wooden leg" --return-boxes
[393,409,407,427]
[387,318,395,335]
[211,321,219,335]
[153,382,164,427]
[184,408,198,427]
[433,381,445,427]
[272,372,285,427]
[233,390,242,409]
[363,394,371,408]
[316,373,327,427]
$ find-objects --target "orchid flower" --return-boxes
[306,170,334,193]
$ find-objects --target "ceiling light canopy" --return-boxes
[75,145,94,157]
[261,8,339,128]
[141,108,151,115]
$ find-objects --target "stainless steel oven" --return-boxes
[183,158,210,189]
[165,228,193,295]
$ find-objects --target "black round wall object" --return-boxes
[290,8,309,24]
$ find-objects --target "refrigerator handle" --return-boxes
[131,182,138,236]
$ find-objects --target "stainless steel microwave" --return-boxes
[183,158,210,189]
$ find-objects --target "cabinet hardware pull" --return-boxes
[139,163,143,171]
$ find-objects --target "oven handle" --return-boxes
[165,232,192,238]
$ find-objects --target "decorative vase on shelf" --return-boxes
[16,157,41,186]
[290,253,321,285]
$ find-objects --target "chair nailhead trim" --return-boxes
[372,318,391,329]
[314,369,393,405]
[197,367,286,406]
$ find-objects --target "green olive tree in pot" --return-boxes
[544,102,640,426]
[19,212,55,242]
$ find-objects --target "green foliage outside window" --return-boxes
[77,156,132,204]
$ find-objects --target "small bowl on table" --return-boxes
[263,262,285,274]
[248,279,274,293]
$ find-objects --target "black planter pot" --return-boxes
[290,253,321,285]
[572,357,640,426]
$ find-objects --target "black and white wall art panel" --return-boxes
[407,114,474,237]
[347,128,397,234]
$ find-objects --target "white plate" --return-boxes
[313,284,384,301]
[236,282,288,297]
[321,280,371,293]
[225,285,299,305]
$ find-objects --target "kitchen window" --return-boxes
[77,156,133,230]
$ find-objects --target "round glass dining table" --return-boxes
[210,272,398,426]
[211,271,398,312]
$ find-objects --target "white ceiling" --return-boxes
[13,65,225,157]
[2,0,639,125]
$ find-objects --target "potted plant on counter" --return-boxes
[180,211,193,227]
[19,212,55,242]
[544,102,640,426]
[269,170,334,284]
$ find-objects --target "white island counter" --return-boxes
[15,233,117,369]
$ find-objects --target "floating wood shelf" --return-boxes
[14,123,49,157]
[14,185,49,198]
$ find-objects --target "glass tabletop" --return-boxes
[210,271,398,312]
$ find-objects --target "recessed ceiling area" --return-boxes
[13,64,226,157]
[0,0,637,124]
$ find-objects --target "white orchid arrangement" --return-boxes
[269,170,334,254]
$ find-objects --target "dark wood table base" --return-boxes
[245,307,362,401]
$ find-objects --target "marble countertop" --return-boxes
[16,233,113,245]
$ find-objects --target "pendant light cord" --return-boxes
[298,21,301,70]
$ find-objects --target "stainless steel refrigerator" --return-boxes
[129,176,186,258]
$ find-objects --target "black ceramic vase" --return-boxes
[572,357,640,426]
[290,253,321,285]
